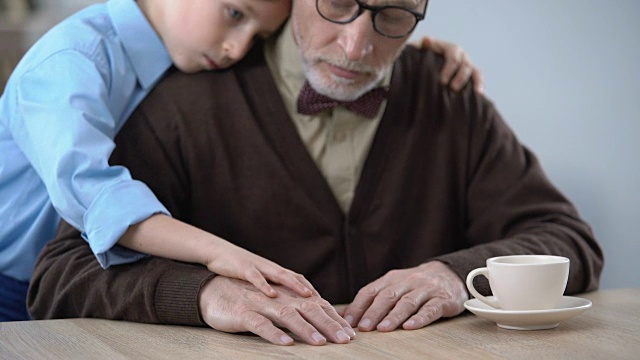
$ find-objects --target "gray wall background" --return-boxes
[9,0,639,289]
[412,0,639,289]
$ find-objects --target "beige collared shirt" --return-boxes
[264,20,392,214]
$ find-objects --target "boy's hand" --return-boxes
[415,36,485,94]
[205,240,316,298]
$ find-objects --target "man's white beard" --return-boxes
[291,15,405,102]
[301,55,386,102]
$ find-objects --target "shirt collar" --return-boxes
[107,0,172,89]
[265,19,306,102]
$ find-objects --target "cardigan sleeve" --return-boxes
[27,219,214,325]
[433,86,603,295]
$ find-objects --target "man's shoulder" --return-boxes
[389,46,452,102]
[137,46,271,126]
[150,44,269,99]
[393,46,446,82]
[389,46,497,132]
[388,46,453,107]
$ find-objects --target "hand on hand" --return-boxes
[341,261,468,332]
[198,276,356,345]
[205,241,316,299]
[416,36,485,94]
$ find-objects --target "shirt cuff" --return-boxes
[82,179,170,268]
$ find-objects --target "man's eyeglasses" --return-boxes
[316,0,428,39]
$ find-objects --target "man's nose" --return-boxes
[337,13,375,61]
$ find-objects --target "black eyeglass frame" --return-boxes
[316,0,429,39]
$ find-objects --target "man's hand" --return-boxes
[198,276,356,346]
[341,261,468,332]
[415,36,485,94]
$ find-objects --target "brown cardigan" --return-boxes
[28,45,603,326]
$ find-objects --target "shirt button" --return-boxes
[334,131,346,142]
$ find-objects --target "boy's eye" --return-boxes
[226,7,244,21]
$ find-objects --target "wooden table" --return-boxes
[1,288,639,359]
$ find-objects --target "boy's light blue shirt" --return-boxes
[0,0,172,281]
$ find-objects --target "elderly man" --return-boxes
[28,0,603,346]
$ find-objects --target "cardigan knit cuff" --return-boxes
[155,267,215,326]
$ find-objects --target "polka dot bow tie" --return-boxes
[297,81,389,119]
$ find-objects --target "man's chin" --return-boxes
[304,63,380,101]
[309,76,377,102]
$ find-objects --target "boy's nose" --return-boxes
[223,33,254,62]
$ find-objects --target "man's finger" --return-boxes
[319,302,357,339]
[376,289,432,332]
[296,302,353,344]
[341,283,379,327]
[356,284,410,331]
[266,304,329,345]
[242,311,295,346]
[402,297,447,330]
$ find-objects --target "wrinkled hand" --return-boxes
[198,276,356,345]
[205,241,316,299]
[415,36,485,94]
[341,261,468,332]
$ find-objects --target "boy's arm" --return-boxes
[6,50,168,267]
[8,50,312,298]
[118,214,314,298]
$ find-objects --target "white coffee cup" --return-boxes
[466,255,569,310]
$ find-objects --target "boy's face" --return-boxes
[153,0,291,73]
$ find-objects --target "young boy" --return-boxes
[0,0,482,321]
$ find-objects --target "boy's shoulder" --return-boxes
[13,0,153,80]
[28,3,115,60]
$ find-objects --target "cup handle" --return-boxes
[466,267,500,309]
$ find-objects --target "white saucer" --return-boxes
[464,296,592,330]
